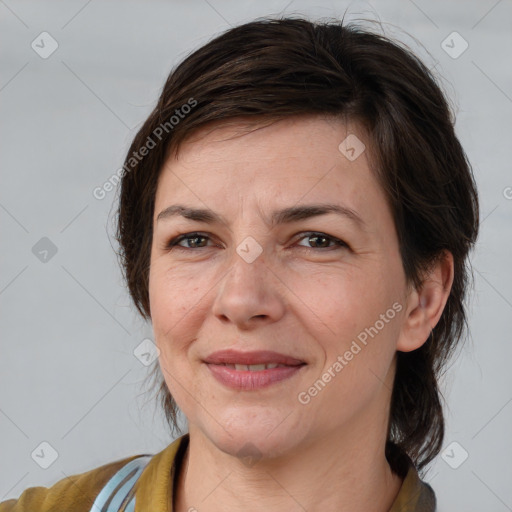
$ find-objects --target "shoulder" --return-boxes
[387,443,437,512]
[390,463,437,512]
[0,453,143,512]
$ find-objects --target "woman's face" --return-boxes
[149,116,412,458]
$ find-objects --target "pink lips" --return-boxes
[203,349,306,390]
[203,349,305,366]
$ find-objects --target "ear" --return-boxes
[396,250,454,352]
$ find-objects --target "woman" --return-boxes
[0,16,479,512]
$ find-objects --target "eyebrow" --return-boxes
[156,203,366,229]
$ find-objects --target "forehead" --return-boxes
[154,116,384,225]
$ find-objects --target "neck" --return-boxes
[173,424,403,512]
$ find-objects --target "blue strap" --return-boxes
[90,455,152,512]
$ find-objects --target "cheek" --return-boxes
[149,260,202,328]
[148,264,202,405]
[298,264,402,373]
[292,265,391,335]
[298,274,401,430]
[148,261,216,386]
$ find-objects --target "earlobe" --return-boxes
[396,251,454,352]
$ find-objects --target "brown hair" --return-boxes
[114,16,479,475]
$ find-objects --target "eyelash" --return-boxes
[165,231,348,252]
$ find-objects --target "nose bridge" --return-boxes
[211,235,285,325]
[222,237,268,301]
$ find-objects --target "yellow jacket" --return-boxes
[0,434,436,511]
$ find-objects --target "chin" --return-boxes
[204,411,303,462]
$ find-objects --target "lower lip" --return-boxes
[206,363,305,390]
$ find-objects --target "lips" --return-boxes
[203,349,305,367]
[204,350,307,390]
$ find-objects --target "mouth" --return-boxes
[203,350,307,390]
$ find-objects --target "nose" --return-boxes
[211,246,286,329]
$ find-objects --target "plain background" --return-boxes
[1,1,511,510]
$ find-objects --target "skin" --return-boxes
[148,115,454,512]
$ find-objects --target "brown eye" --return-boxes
[295,232,348,250]
[167,232,212,249]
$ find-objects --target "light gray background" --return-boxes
[1,1,511,510]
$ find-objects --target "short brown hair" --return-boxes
[115,16,479,474]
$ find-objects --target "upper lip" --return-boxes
[204,349,306,366]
